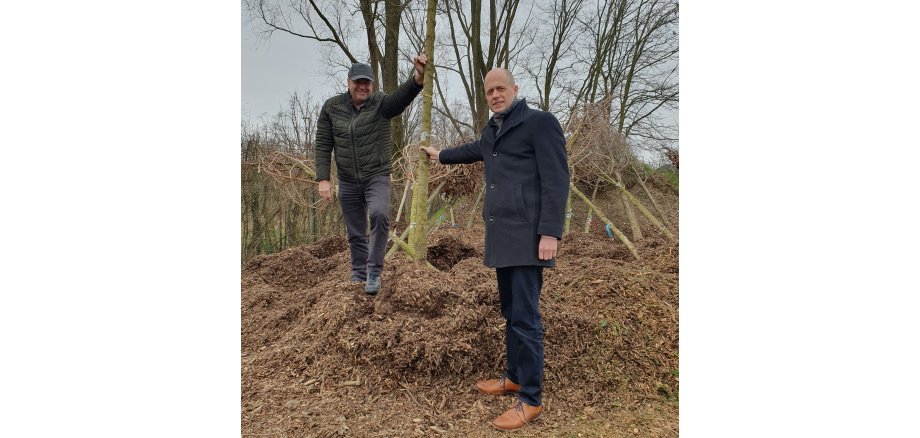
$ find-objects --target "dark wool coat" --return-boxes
[439,100,570,268]
[314,78,422,183]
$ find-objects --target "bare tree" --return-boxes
[440,0,534,132]
[246,0,361,66]
[266,92,321,157]
[245,0,415,163]
[616,0,679,142]
[571,0,629,108]
[522,0,585,112]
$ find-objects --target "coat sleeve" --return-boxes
[534,111,570,239]
[438,139,484,165]
[314,102,334,181]
[379,77,423,119]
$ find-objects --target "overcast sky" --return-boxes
[241,12,331,123]
[240,4,677,153]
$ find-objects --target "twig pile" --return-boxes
[242,219,679,436]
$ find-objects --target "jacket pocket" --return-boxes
[513,184,527,222]
[489,183,528,223]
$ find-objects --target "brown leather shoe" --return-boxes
[492,399,543,431]
[475,376,521,395]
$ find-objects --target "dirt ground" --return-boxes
[242,184,679,437]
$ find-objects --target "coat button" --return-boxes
[489,216,494,221]
[492,152,498,157]
[490,183,495,189]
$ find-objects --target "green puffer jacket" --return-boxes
[314,77,422,183]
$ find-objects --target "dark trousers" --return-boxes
[337,175,390,280]
[496,265,544,406]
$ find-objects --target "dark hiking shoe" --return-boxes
[364,276,381,295]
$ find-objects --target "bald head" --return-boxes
[485,68,515,86]
[484,68,518,114]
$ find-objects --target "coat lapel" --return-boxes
[492,100,527,153]
[481,122,496,153]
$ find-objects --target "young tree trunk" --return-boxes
[394,181,410,223]
[563,189,573,235]
[425,181,446,216]
[386,184,448,260]
[389,233,416,259]
[622,191,643,241]
[402,185,413,224]
[570,183,641,261]
[388,232,438,270]
[246,182,264,258]
[310,190,317,243]
[602,172,676,243]
[466,184,485,228]
[632,165,673,230]
[615,170,642,241]
[286,204,301,248]
[407,0,437,262]
[584,181,600,234]
[386,224,412,259]
[562,122,584,236]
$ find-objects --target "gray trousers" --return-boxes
[338,175,390,280]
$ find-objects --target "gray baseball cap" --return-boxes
[348,63,374,82]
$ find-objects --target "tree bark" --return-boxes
[384,0,407,164]
[621,189,643,241]
[584,181,600,234]
[394,181,410,223]
[614,169,642,241]
[466,184,485,228]
[407,0,437,261]
[563,189,573,235]
[632,164,673,230]
[602,172,675,242]
[387,182,447,260]
[570,183,640,260]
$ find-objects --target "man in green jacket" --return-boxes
[314,54,427,294]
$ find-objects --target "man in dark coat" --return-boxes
[314,54,427,294]
[420,68,569,431]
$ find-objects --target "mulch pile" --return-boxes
[242,188,679,437]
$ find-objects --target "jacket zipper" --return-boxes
[349,106,362,181]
